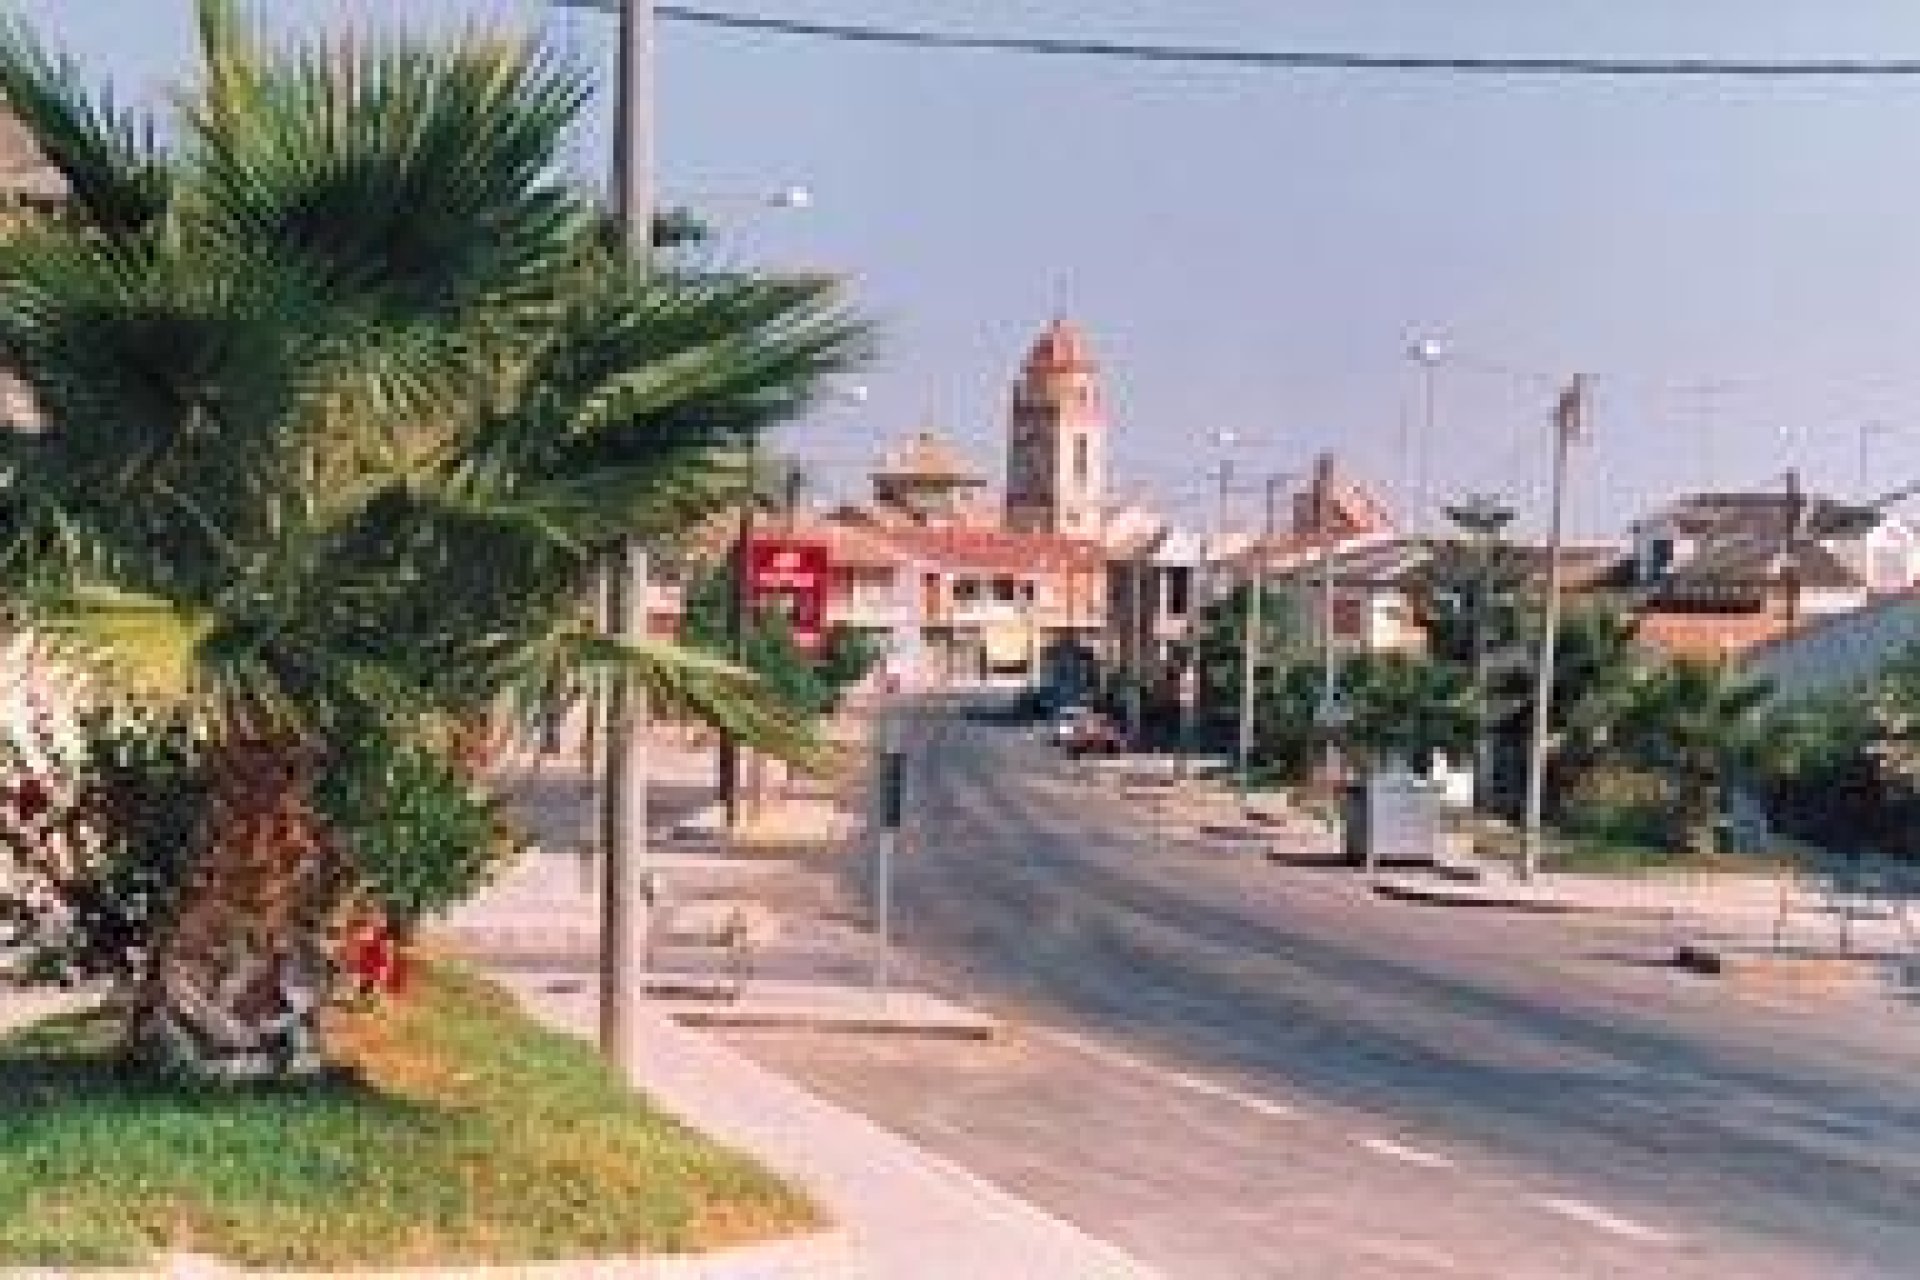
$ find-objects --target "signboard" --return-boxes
[748,538,831,655]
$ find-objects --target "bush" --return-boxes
[0,703,207,988]
[1558,766,1676,849]
[315,728,519,934]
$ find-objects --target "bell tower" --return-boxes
[1005,317,1107,537]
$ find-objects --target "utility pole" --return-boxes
[600,0,655,1082]
[1409,338,1446,536]
[1781,466,1805,633]
[871,715,905,997]
[1236,475,1283,804]
[1520,375,1585,883]
[720,478,753,829]
[1313,454,1343,791]
[1127,549,1148,747]
[1178,458,1234,784]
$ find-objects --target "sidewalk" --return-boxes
[494,975,1153,1280]
[1371,860,1919,965]
[455,730,1153,1278]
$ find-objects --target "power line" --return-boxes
[655,6,1920,79]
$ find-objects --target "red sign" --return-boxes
[748,538,831,655]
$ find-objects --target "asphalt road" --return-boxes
[723,697,1920,1278]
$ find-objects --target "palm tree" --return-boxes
[0,3,863,1077]
[1493,606,1644,784]
[1614,660,1774,855]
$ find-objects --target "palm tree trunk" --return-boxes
[130,731,340,1081]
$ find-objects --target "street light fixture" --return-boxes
[771,184,814,210]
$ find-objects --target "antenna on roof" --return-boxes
[1047,271,1072,319]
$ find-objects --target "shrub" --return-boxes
[0,703,208,988]
[1558,766,1676,849]
[315,728,519,935]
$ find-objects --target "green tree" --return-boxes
[1193,580,1304,737]
[1497,606,1646,780]
[1614,659,1774,854]
[0,3,862,1076]
[1248,662,1327,784]
[1410,494,1527,798]
[816,625,884,704]
[1339,652,1478,775]
[680,564,832,719]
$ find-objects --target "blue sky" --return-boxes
[15,1,1920,537]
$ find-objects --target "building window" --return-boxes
[1072,434,1090,492]
[953,577,981,603]
[1166,567,1192,618]
[992,576,1019,603]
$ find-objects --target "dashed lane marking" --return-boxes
[1356,1137,1456,1169]
[1531,1196,1677,1244]
[1037,1030,1296,1118]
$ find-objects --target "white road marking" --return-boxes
[1356,1137,1455,1169]
[1037,1030,1295,1117]
[1531,1196,1676,1244]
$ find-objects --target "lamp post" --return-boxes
[1520,376,1586,883]
[1311,454,1347,797]
[1407,337,1447,534]
[1235,474,1286,806]
[1177,432,1238,785]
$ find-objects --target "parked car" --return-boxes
[1058,709,1125,757]
[1051,706,1092,746]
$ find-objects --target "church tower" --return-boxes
[1004,317,1108,537]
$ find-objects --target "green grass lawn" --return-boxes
[1463,823,1792,877]
[0,967,819,1270]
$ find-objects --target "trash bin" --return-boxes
[1345,767,1442,869]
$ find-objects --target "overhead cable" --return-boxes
[655,6,1920,79]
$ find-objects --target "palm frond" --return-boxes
[186,14,591,328]
[0,14,168,234]
[27,584,214,705]
[520,623,835,772]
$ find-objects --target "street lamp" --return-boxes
[1406,336,1447,535]
[771,184,813,210]
[1176,430,1239,784]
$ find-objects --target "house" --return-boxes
[1626,487,1904,660]
[782,509,1109,691]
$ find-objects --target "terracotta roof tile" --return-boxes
[1636,610,1788,661]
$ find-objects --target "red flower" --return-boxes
[346,920,408,996]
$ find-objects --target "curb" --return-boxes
[1370,879,1682,922]
[1369,879,1592,914]
[1,1231,860,1279]
[670,1002,998,1041]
